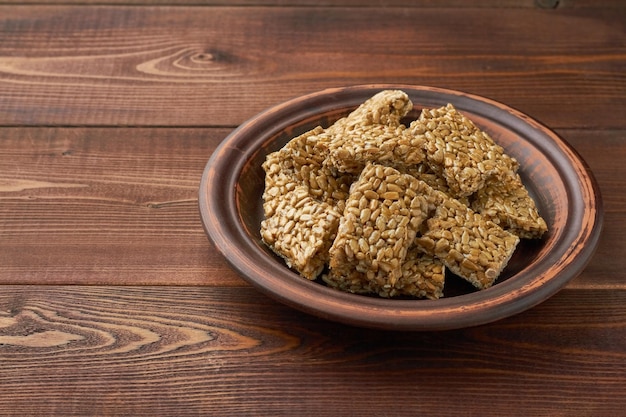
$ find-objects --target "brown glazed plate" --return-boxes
[199,85,603,331]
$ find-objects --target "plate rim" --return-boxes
[199,84,603,330]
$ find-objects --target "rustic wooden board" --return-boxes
[0,286,624,416]
[0,6,624,128]
[0,127,239,285]
[1,0,625,8]
[0,127,620,288]
[1,3,624,414]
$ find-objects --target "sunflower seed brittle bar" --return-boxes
[326,163,433,296]
[415,195,520,290]
[262,153,298,218]
[261,186,341,280]
[326,90,425,174]
[409,103,518,197]
[263,126,354,214]
[323,247,445,300]
[400,163,471,207]
[334,89,413,128]
[327,124,426,174]
[391,249,445,299]
[471,173,548,239]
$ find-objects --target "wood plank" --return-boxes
[1,1,624,8]
[0,127,243,286]
[0,127,621,288]
[0,6,624,128]
[0,286,625,416]
[563,129,625,289]
[0,1,547,7]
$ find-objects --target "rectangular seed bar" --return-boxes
[322,267,374,296]
[471,173,548,239]
[261,186,341,280]
[409,103,518,198]
[326,163,432,295]
[263,125,354,214]
[415,195,520,290]
[333,89,413,128]
[327,124,425,175]
[326,90,425,174]
[323,247,445,299]
[389,249,445,299]
[400,163,471,207]
[262,154,298,219]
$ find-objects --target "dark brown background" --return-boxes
[1,1,624,415]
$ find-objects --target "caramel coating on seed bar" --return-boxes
[471,173,548,239]
[326,163,431,294]
[327,124,426,175]
[392,249,445,299]
[415,196,520,290]
[324,247,445,299]
[335,89,413,128]
[410,103,519,198]
[326,90,425,174]
[262,126,354,215]
[261,186,341,280]
[399,163,471,207]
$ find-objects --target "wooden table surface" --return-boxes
[1,1,625,415]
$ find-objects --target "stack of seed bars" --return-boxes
[260,90,547,299]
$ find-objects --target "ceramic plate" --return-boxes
[199,85,603,330]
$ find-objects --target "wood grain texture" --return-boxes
[0,286,624,416]
[200,83,605,330]
[1,2,624,414]
[1,0,624,7]
[0,127,620,289]
[0,127,243,285]
[0,6,624,128]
